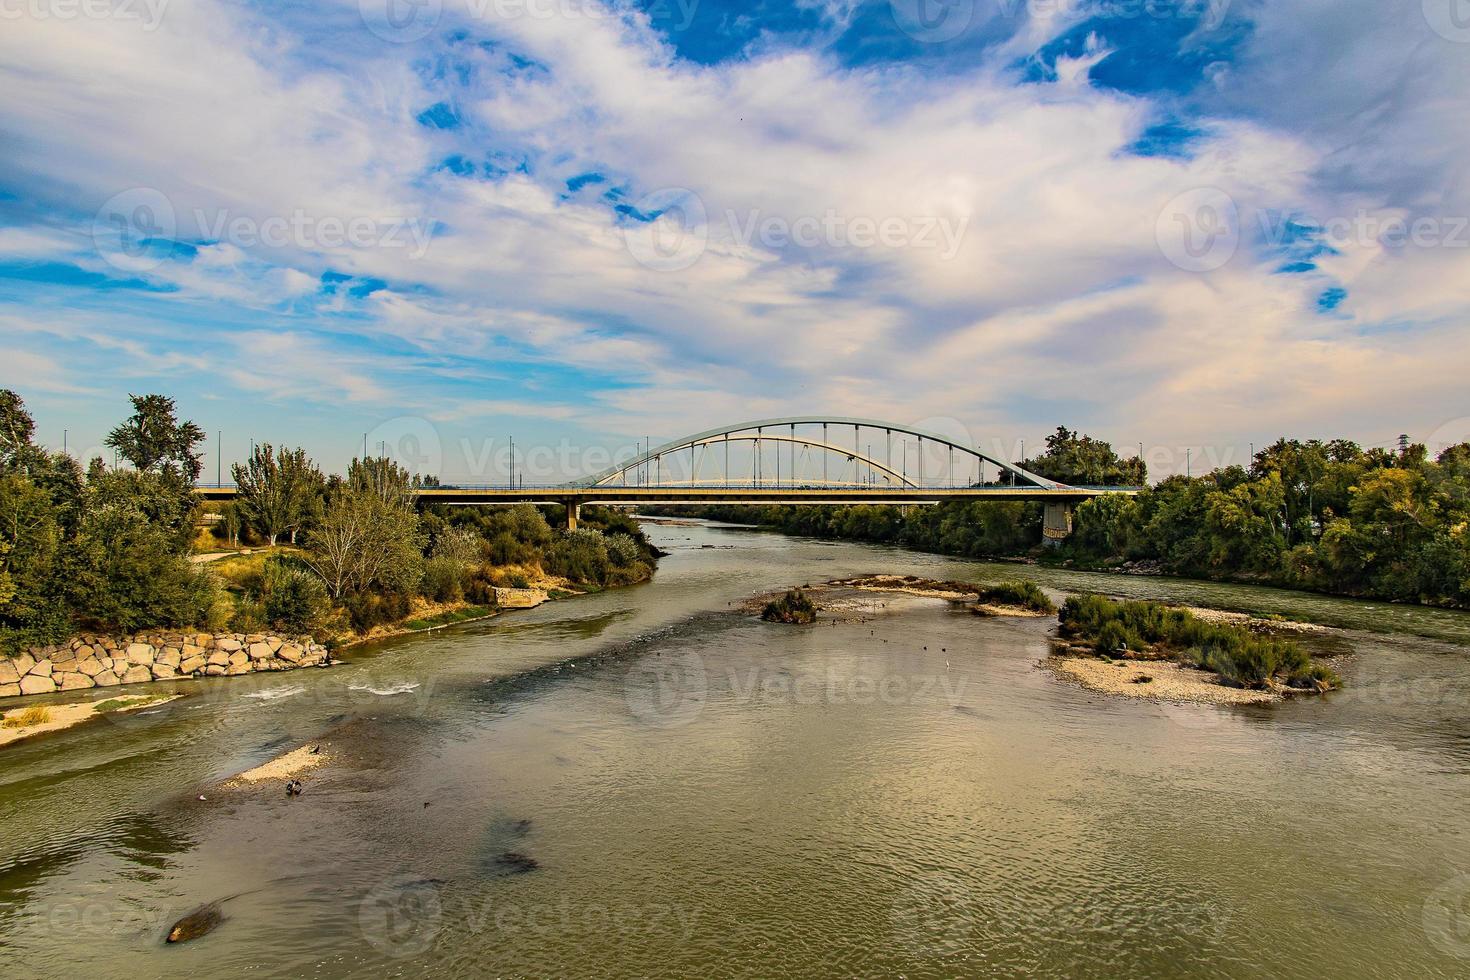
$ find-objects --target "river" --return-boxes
[2,519,1469,978]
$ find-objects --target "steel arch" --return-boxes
[594,432,920,488]
[577,416,1060,489]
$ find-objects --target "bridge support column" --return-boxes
[563,500,582,531]
[1042,502,1074,548]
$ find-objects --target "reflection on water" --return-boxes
[2,520,1469,978]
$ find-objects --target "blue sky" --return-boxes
[1,0,1468,479]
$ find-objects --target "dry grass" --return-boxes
[2,706,51,729]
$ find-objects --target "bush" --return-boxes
[3,705,51,728]
[1058,593,1339,690]
[544,528,611,585]
[762,588,817,624]
[260,559,330,632]
[605,533,641,568]
[343,590,413,632]
[421,555,467,603]
[230,597,267,633]
[1094,618,1145,655]
[976,579,1056,614]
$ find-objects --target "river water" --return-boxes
[2,520,1469,978]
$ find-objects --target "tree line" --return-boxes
[656,426,1470,609]
[0,390,660,652]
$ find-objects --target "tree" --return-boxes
[1026,427,1146,487]
[62,470,220,632]
[105,393,206,481]
[0,389,38,471]
[232,444,324,546]
[304,458,423,601]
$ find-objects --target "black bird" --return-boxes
[285,780,303,797]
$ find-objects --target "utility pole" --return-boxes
[217,432,222,486]
[1186,448,1192,479]
[509,435,515,490]
[1398,433,1410,456]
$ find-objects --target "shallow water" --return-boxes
[2,520,1469,978]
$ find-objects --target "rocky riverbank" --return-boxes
[0,631,331,701]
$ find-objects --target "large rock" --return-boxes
[182,643,206,659]
[207,651,230,667]
[57,672,93,690]
[0,660,19,685]
[121,665,153,685]
[0,683,19,698]
[229,651,249,668]
[180,655,206,674]
[266,636,283,653]
[52,647,77,666]
[29,659,53,678]
[205,664,226,676]
[226,662,251,676]
[77,658,105,677]
[195,633,214,648]
[126,644,155,666]
[248,642,274,661]
[94,670,121,687]
[19,675,56,695]
[157,648,182,668]
[151,664,177,680]
[215,638,242,653]
[12,653,34,677]
[278,644,304,664]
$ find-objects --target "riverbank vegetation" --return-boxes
[762,588,817,624]
[651,426,1470,609]
[975,580,1056,615]
[0,391,659,653]
[1057,594,1339,691]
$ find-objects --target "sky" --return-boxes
[1,0,1468,483]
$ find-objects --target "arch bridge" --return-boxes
[199,417,1140,542]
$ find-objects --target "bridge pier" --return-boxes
[1042,502,1074,548]
[562,499,581,531]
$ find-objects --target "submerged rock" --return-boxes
[495,851,540,874]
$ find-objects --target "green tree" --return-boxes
[1026,427,1146,487]
[63,469,219,632]
[105,393,206,480]
[0,389,39,471]
[232,444,324,546]
[304,458,423,601]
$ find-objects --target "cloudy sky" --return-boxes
[1,0,1467,481]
